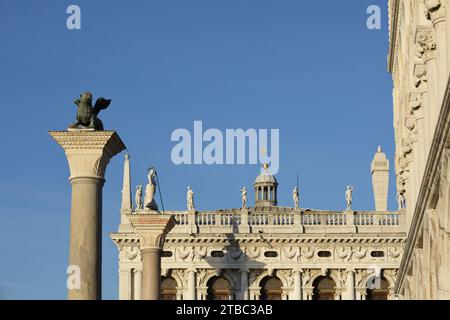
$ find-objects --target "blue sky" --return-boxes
[0,0,393,299]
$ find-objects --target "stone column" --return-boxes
[119,268,131,300]
[240,269,249,300]
[128,214,176,300]
[134,269,142,300]
[346,269,355,300]
[187,269,197,300]
[49,130,125,300]
[292,270,302,300]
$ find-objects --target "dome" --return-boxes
[254,173,278,184]
[253,164,278,207]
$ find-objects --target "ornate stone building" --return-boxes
[388,0,450,299]
[110,148,406,300]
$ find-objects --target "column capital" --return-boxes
[128,214,176,250]
[49,130,125,180]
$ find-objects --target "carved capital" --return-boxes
[49,130,125,180]
[128,214,176,250]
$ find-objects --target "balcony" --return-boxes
[138,208,406,235]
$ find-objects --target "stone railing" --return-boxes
[161,209,406,235]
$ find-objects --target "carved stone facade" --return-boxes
[111,152,406,300]
[389,0,450,299]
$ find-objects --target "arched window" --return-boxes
[207,276,231,300]
[260,276,282,300]
[161,276,177,300]
[312,276,336,300]
[366,277,389,300]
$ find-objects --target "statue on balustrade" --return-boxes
[187,186,195,211]
[241,187,247,209]
[345,185,354,211]
[135,185,143,210]
[144,168,158,211]
[292,187,299,210]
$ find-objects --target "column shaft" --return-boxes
[134,270,142,300]
[141,248,161,300]
[240,271,249,300]
[187,270,197,300]
[293,271,302,300]
[346,270,355,300]
[68,177,104,300]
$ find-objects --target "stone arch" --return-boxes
[260,276,283,300]
[170,269,188,295]
[312,276,336,300]
[306,270,341,288]
[366,276,390,300]
[200,269,239,298]
[161,276,177,300]
[249,270,289,290]
[206,276,232,300]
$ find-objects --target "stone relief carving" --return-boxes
[245,247,261,259]
[353,247,368,260]
[416,28,436,59]
[408,93,422,113]
[424,0,445,21]
[228,245,243,261]
[401,138,413,156]
[277,270,294,288]
[336,246,353,261]
[171,269,188,288]
[301,247,315,261]
[193,247,207,260]
[282,247,298,260]
[414,65,428,89]
[120,246,140,261]
[355,269,369,287]
[302,269,312,287]
[196,269,209,287]
[336,269,347,287]
[177,246,192,261]
[388,246,402,259]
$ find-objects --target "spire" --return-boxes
[121,153,132,211]
[371,145,389,211]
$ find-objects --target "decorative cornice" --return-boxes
[388,0,400,73]
[49,130,125,155]
[395,77,450,293]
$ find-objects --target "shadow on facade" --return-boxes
[200,217,267,300]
